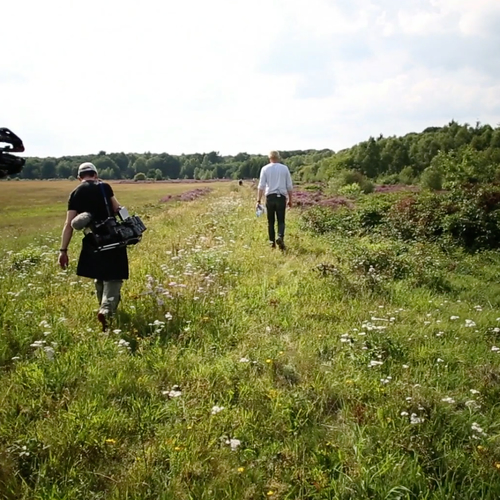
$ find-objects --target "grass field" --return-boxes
[0,180,227,242]
[2,180,500,499]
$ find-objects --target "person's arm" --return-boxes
[110,196,120,213]
[59,210,77,269]
[256,169,266,207]
[286,170,293,208]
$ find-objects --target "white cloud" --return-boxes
[1,0,499,157]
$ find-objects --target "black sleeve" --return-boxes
[104,183,114,198]
[68,190,81,212]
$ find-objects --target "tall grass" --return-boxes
[1,181,500,499]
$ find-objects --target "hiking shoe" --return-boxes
[97,311,109,332]
[276,237,285,251]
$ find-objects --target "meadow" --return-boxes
[1,180,500,499]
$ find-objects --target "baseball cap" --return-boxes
[78,162,98,176]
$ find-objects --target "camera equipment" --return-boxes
[0,128,25,179]
[91,213,147,252]
[89,182,146,252]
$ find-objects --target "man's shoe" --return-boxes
[276,237,285,251]
[97,311,108,332]
[270,241,276,249]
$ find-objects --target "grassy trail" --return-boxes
[1,184,500,499]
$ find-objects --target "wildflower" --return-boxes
[267,492,275,497]
[472,422,487,437]
[465,319,476,328]
[238,467,245,473]
[11,356,20,361]
[477,445,485,451]
[174,446,182,451]
[239,357,250,363]
[44,346,55,360]
[211,405,225,415]
[163,385,182,398]
[266,359,273,364]
[492,346,500,352]
[470,389,480,395]
[410,413,424,424]
[226,438,241,451]
[368,360,383,367]
[105,439,116,445]
[402,364,409,369]
[400,411,409,416]
[113,329,122,334]
[441,397,455,404]
[450,316,459,320]
[165,312,173,321]
[436,358,444,363]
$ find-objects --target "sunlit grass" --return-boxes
[1,181,500,498]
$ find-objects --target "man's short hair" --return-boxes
[269,150,281,161]
[78,162,98,177]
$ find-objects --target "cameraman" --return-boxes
[58,162,129,330]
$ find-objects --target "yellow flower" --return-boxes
[187,425,193,430]
[495,462,500,470]
[477,445,485,451]
[278,351,284,355]
[174,446,182,451]
[267,492,274,497]
[237,467,245,473]
[105,439,116,445]
[266,359,273,364]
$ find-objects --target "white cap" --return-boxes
[78,162,98,175]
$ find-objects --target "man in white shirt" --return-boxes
[256,151,293,250]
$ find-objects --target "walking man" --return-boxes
[58,162,129,330]
[256,151,293,250]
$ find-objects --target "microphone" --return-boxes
[71,212,93,230]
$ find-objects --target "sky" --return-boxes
[2,0,500,157]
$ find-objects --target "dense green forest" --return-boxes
[13,121,500,184]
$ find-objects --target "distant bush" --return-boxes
[420,167,443,191]
[302,185,500,252]
[134,173,146,181]
[398,167,414,185]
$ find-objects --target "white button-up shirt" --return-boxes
[258,162,293,197]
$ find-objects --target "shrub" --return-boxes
[338,183,363,197]
[420,168,443,191]
[134,173,146,181]
[398,167,414,185]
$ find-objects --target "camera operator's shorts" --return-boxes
[77,235,129,281]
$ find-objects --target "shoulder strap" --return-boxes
[99,182,113,218]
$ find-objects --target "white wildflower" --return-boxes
[465,319,476,328]
[410,413,424,424]
[226,438,241,451]
[471,422,487,436]
[441,397,455,404]
[239,357,250,363]
[450,316,459,320]
[211,405,225,415]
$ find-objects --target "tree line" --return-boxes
[13,121,500,183]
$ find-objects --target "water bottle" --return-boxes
[256,204,264,217]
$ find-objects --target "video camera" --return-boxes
[0,128,25,179]
[72,207,147,252]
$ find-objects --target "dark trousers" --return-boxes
[266,194,287,243]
